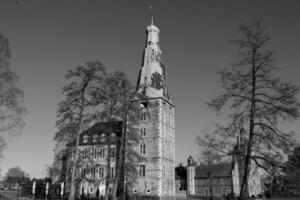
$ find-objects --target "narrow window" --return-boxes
[139,143,146,155]
[111,146,115,158]
[81,168,86,177]
[110,166,115,178]
[91,167,96,179]
[140,127,146,136]
[139,164,145,177]
[99,166,105,178]
[140,112,147,121]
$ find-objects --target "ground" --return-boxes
[1,191,299,200]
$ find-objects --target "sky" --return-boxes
[0,0,300,178]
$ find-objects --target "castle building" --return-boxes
[73,121,123,198]
[186,135,261,198]
[130,16,175,199]
[52,17,175,200]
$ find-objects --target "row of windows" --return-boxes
[81,146,115,160]
[82,133,116,143]
[81,166,115,179]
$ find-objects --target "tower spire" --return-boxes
[150,6,154,25]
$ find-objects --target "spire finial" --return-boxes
[150,6,154,25]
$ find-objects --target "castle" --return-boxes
[52,17,175,200]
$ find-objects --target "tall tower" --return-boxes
[132,17,175,199]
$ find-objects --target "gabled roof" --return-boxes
[195,162,232,178]
[81,121,122,137]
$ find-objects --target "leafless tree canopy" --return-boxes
[208,20,300,198]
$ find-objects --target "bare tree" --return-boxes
[208,20,300,199]
[55,61,106,200]
[0,33,26,158]
[89,71,142,200]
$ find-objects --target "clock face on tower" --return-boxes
[150,72,163,90]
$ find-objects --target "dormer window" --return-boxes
[83,135,88,143]
[92,135,98,143]
[101,133,106,142]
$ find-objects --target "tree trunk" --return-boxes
[209,172,213,200]
[68,118,84,200]
[112,106,128,200]
[68,82,88,200]
[104,136,112,200]
[239,49,257,200]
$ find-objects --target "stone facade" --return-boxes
[130,17,175,199]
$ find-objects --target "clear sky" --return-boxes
[0,0,300,178]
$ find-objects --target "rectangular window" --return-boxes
[93,147,97,159]
[110,166,115,178]
[139,164,145,177]
[139,143,146,155]
[91,167,96,179]
[140,127,146,136]
[140,112,146,121]
[111,146,115,158]
[98,147,105,159]
[81,168,86,178]
[82,148,88,159]
[99,166,105,178]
